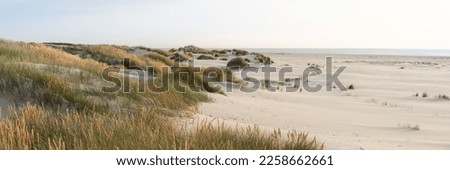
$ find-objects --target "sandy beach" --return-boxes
[192,54,450,149]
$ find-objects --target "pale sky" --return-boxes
[1,0,449,48]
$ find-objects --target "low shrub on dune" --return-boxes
[251,52,273,65]
[179,45,212,54]
[170,53,192,62]
[227,57,249,69]
[233,49,249,56]
[197,55,215,60]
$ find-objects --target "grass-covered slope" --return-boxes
[0,40,208,113]
[0,39,322,150]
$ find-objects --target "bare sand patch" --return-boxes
[195,54,450,149]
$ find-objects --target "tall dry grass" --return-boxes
[147,48,173,57]
[143,52,174,67]
[0,104,322,150]
[0,40,105,75]
[42,42,234,94]
[0,40,209,113]
[85,45,169,76]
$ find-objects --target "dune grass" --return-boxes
[227,57,249,69]
[197,55,215,60]
[0,40,208,113]
[172,66,223,94]
[348,84,355,90]
[85,45,169,76]
[0,40,104,75]
[134,46,173,57]
[437,94,449,100]
[0,104,322,150]
[251,52,273,64]
[179,45,212,54]
[171,52,192,61]
[43,42,241,92]
[143,52,174,67]
[233,49,249,56]
[149,48,173,57]
[0,39,322,150]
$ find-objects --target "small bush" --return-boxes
[438,94,449,100]
[348,84,354,90]
[227,57,249,69]
[251,52,273,65]
[422,92,428,98]
[179,45,212,54]
[233,49,249,56]
[202,66,224,82]
[412,125,420,130]
[197,55,215,60]
[172,65,223,94]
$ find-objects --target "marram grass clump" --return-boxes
[0,104,323,150]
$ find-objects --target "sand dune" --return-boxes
[195,54,450,149]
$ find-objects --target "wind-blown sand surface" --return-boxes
[194,54,450,149]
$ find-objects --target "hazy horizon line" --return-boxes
[4,38,450,51]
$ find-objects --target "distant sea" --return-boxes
[244,48,450,57]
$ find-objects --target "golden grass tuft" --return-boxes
[148,48,173,57]
[143,52,174,67]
